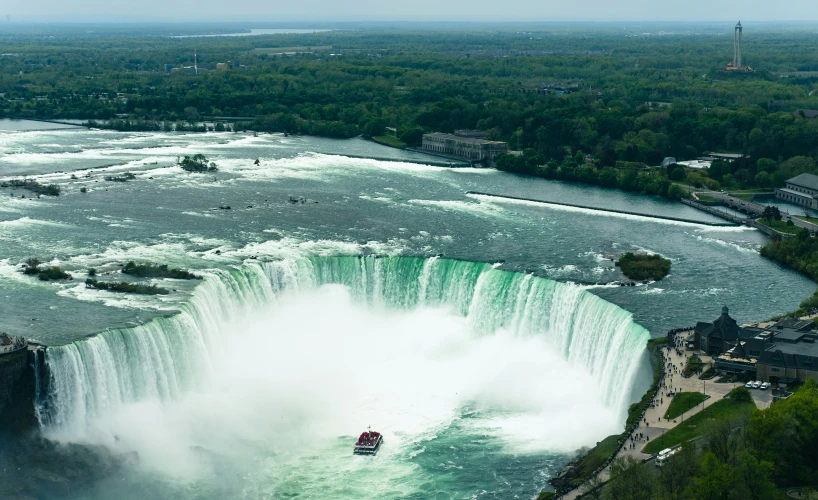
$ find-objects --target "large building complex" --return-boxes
[775,173,818,209]
[421,132,508,162]
[695,307,818,384]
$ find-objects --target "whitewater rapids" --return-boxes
[39,256,649,498]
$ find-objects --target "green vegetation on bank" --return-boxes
[615,252,671,281]
[760,232,818,315]
[664,392,709,420]
[758,218,804,235]
[643,387,755,454]
[85,278,170,295]
[2,27,818,197]
[122,261,201,280]
[371,135,406,148]
[0,179,61,196]
[601,382,818,500]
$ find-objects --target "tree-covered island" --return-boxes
[615,252,671,281]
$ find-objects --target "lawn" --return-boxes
[567,434,620,486]
[757,218,807,235]
[695,194,720,203]
[729,191,771,201]
[643,397,755,454]
[372,135,406,148]
[664,392,709,420]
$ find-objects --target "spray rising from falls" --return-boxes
[40,256,649,450]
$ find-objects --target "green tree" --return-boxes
[604,456,656,500]
[692,452,734,500]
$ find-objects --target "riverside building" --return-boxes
[775,173,818,210]
[421,132,508,162]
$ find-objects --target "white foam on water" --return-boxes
[467,193,730,228]
[407,199,510,220]
[694,235,759,253]
[42,258,648,498]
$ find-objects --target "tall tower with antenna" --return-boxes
[733,21,743,69]
[194,50,198,75]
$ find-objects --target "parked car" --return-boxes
[751,381,761,389]
[760,382,770,390]
[744,381,753,389]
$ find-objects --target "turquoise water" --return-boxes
[0,123,813,498]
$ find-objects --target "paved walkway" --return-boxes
[562,331,752,499]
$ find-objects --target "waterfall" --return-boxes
[40,256,650,436]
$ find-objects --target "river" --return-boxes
[0,122,812,498]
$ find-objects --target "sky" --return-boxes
[3,0,818,23]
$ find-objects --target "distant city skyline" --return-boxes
[3,0,818,23]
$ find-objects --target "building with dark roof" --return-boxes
[695,308,818,383]
[775,173,818,209]
[694,306,745,356]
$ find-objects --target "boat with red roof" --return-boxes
[353,426,383,455]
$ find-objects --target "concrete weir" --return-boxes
[467,191,738,227]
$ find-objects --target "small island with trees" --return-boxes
[177,154,217,172]
[615,252,671,281]
[21,258,72,281]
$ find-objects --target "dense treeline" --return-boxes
[594,383,818,500]
[760,230,818,315]
[1,26,818,192]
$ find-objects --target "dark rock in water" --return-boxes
[218,205,231,210]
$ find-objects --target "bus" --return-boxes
[656,447,680,466]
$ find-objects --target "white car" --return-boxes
[751,381,761,389]
[760,382,770,390]
[744,381,753,389]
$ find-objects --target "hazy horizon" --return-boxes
[4,0,818,24]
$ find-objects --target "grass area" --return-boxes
[757,218,807,235]
[643,396,755,454]
[796,216,818,226]
[372,135,406,148]
[536,493,556,500]
[664,392,709,420]
[729,190,771,200]
[695,194,720,202]
[566,434,620,487]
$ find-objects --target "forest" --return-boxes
[1,24,818,197]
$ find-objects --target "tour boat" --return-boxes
[353,427,383,455]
